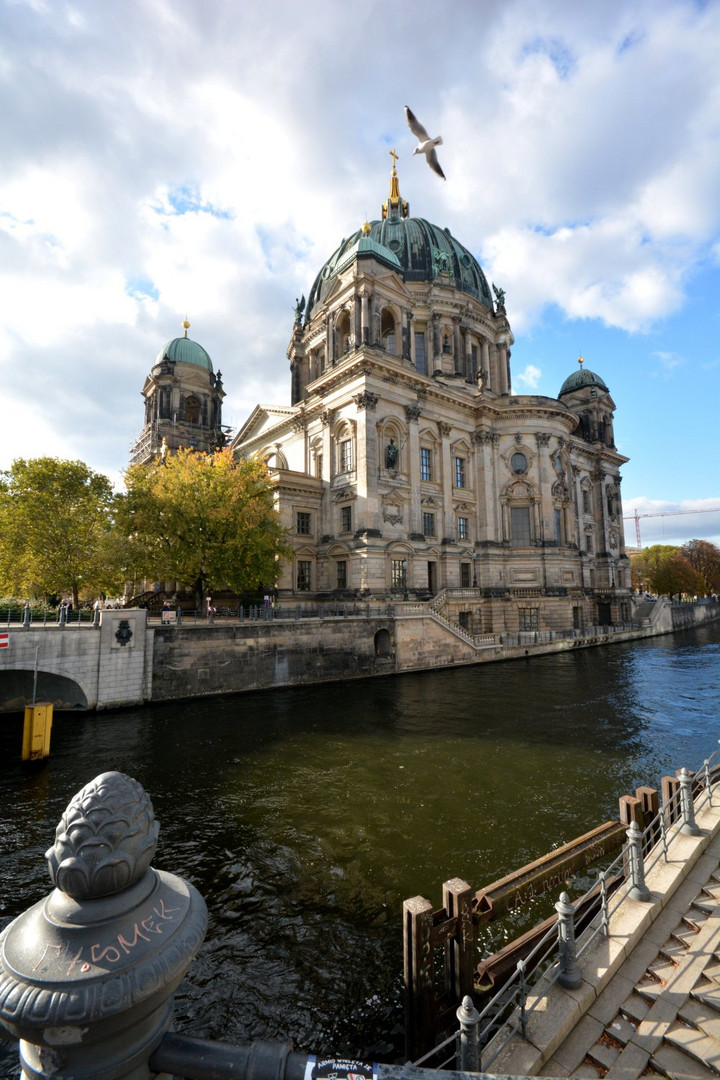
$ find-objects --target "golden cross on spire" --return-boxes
[389,148,399,171]
[578,355,584,366]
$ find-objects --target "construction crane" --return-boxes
[624,507,720,548]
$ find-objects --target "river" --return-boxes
[1,622,719,1072]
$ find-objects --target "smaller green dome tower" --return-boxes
[130,320,226,464]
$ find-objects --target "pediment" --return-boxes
[233,404,298,446]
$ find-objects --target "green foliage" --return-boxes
[681,539,720,596]
[117,448,290,601]
[631,544,704,599]
[0,457,120,607]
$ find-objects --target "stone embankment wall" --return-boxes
[150,618,396,702]
[1,601,718,712]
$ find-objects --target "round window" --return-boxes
[511,452,527,474]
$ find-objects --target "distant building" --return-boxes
[130,320,226,465]
[230,165,631,632]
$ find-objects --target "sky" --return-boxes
[1,0,719,549]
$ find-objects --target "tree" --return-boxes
[0,457,119,607]
[632,544,703,600]
[681,539,720,596]
[117,448,289,605]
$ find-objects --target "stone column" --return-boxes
[320,408,333,485]
[403,311,413,362]
[432,313,441,369]
[453,316,462,374]
[464,329,473,382]
[534,432,553,543]
[481,339,491,392]
[616,475,627,557]
[592,466,608,553]
[473,430,499,543]
[496,343,509,394]
[438,421,453,538]
[405,402,423,534]
[360,287,369,345]
[353,391,379,531]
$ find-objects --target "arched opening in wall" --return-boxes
[381,309,396,354]
[185,395,201,424]
[0,670,89,713]
[336,311,351,355]
[263,449,288,470]
[374,627,391,657]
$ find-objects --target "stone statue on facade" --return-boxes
[492,283,506,311]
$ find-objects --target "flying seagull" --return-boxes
[404,106,445,180]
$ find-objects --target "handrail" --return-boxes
[472,744,720,1072]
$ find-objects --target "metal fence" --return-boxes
[413,749,719,1073]
[2,605,100,628]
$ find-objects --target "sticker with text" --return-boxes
[304,1057,376,1080]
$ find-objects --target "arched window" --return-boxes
[334,422,356,476]
[510,451,527,474]
[185,396,201,424]
[381,309,396,354]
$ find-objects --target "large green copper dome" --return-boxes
[306,213,493,320]
[155,333,213,372]
[559,364,609,397]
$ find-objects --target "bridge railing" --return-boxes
[2,604,99,628]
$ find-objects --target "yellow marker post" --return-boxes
[22,702,54,762]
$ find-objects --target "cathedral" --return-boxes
[135,164,631,634]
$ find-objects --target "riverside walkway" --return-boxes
[486,785,720,1079]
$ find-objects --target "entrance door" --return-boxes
[428,561,437,595]
[597,603,612,626]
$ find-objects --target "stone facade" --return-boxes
[231,167,631,634]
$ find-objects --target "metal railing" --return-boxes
[2,605,100,629]
[433,747,720,1073]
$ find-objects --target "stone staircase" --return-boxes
[542,872,720,1078]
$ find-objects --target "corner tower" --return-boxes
[130,321,226,464]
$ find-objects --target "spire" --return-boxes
[183,318,190,339]
[382,149,409,220]
[578,355,584,367]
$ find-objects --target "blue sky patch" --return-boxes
[153,185,233,220]
[126,276,159,301]
[520,36,575,79]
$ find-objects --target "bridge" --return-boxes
[0,609,150,711]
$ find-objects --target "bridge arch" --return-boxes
[0,669,89,713]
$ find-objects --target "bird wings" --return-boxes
[404,106,430,143]
[404,106,446,180]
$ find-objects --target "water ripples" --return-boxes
[1,622,719,1071]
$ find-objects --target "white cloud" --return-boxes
[514,364,542,390]
[0,0,718,502]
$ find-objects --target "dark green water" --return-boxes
[1,622,719,1070]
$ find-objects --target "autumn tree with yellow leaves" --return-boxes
[117,448,289,607]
